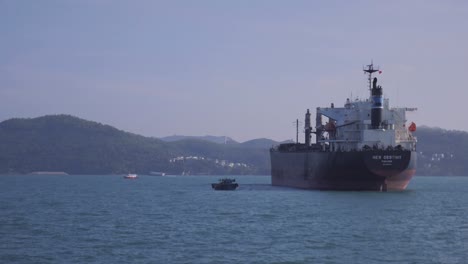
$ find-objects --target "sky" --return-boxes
[1,0,467,142]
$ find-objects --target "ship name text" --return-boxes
[372,155,402,160]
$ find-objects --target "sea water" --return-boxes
[0,175,467,264]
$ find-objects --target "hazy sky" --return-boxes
[1,0,467,142]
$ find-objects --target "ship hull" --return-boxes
[270,150,416,191]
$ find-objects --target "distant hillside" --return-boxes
[160,135,238,144]
[0,115,268,175]
[0,115,168,174]
[0,115,467,176]
[240,138,280,149]
[241,138,296,149]
[414,126,468,176]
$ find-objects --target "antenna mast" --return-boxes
[296,119,299,143]
[363,61,380,91]
[293,119,302,143]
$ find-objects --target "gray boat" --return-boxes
[211,178,239,190]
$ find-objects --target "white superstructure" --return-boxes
[312,63,417,152]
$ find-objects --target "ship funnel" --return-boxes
[371,77,383,129]
[305,109,311,146]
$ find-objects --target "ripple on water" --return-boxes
[0,175,468,264]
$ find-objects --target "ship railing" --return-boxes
[317,139,360,143]
[271,143,323,152]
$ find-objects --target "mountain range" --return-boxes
[160,135,238,144]
[0,115,272,175]
[0,115,467,176]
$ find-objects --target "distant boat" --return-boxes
[149,171,166,176]
[211,178,239,190]
[124,174,138,179]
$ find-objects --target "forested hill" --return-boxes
[0,115,467,176]
[0,115,167,174]
[413,127,468,176]
[0,115,270,175]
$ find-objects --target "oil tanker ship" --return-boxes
[270,63,417,191]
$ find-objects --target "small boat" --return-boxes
[211,178,239,190]
[149,171,166,176]
[124,174,138,179]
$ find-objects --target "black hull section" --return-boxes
[211,183,239,191]
[270,150,416,191]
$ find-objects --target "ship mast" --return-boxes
[363,61,380,91]
[364,61,384,129]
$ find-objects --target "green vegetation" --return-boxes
[0,115,269,175]
[414,127,468,176]
[0,115,467,176]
